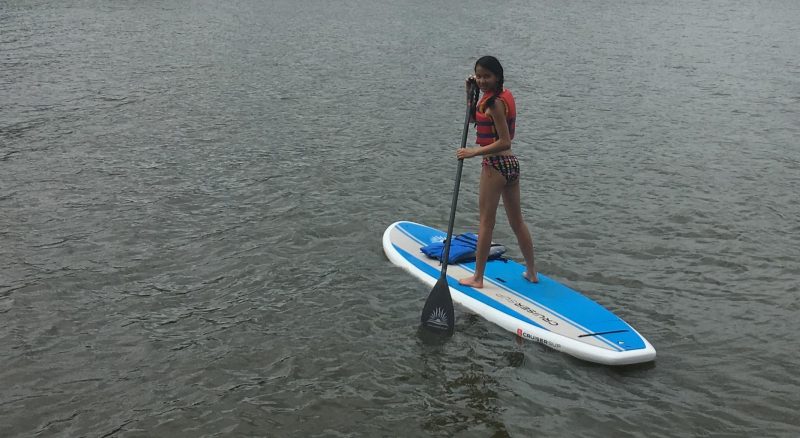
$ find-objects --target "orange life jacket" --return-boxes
[475,89,516,146]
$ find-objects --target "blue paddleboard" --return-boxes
[383,221,656,365]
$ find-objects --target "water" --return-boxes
[2,0,799,436]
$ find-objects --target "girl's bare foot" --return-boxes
[523,271,539,283]
[458,276,484,288]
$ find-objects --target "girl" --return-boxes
[457,56,539,288]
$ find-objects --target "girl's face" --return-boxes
[474,65,498,92]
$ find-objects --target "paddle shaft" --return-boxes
[439,84,477,276]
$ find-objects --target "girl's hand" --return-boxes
[456,147,479,160]
[465,75,477,103]
[465,75,477,90]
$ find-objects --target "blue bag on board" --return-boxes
[420,233,506,264]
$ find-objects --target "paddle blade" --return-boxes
[420,275,455,335]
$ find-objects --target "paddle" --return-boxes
[420,80,479,335]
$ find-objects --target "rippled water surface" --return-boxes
[2,0,800,436]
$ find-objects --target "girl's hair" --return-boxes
[475,56,505,110]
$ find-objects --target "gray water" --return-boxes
[2,0,799,436]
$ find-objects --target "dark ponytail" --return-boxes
[468,83,480,121]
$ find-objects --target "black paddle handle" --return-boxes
[440,84,478,275]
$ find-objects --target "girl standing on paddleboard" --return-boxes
[457,56,539,288]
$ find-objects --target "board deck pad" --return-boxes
[383,221,656,365]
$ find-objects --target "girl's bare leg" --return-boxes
[502,180,538,282]
[459,165,505,288]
